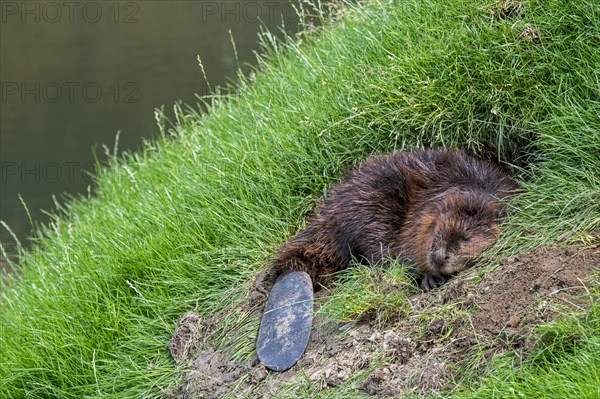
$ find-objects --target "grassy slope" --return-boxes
[1,0,599,397]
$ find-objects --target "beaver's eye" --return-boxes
[465,207,477,217]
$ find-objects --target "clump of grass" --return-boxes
[0,0,598,397]
[319,260,417,324]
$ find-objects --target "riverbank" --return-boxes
[1,0,598,397]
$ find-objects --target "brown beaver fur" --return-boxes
[257,147,517,291]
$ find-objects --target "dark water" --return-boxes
[0,1,301,256]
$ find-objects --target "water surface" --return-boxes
[1,1,301,256]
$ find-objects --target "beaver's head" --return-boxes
[420,190,503,278]
[405,189,503,288]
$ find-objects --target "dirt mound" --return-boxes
[166,243,599,398]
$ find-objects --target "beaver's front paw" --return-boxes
[420,273,448,291]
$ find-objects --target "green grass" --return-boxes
[1,0,599,397]
[318,260,417,324]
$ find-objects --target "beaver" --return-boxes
[257,147,517,291]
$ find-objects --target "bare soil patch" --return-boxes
[165,242,599,398]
